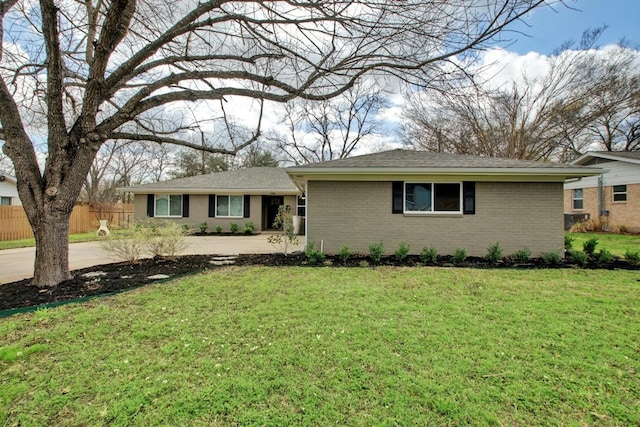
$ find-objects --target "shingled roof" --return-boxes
[571,151,640,166]
[287,149,603,180]
[120,167,299,194]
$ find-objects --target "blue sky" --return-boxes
[500,0,640,54]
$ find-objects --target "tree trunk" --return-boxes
[31,211,73,287]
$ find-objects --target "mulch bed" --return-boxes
[1,253,638,313]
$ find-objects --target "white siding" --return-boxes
[0,179,20,205]
[565,160,640,189]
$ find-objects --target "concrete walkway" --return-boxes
[0,235,303,284]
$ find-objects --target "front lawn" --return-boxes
[1,267,638,426]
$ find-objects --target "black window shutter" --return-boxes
[182,194,190,217]
[243,195,251,218]
[463,182,475,215]
[392,181,403,214]
[208,195,216,217]
[147,194,155,217]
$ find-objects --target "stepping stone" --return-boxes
[210,256,238,266]
[82,271,107,278]
[147,274,171,280]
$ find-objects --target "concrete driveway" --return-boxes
[0,234,303,284]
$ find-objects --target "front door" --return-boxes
[263,196,284,230]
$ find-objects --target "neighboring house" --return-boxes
[286,149,602,257]
[564,151,640,233]
[0,172,20,206]
[120,167,302,232]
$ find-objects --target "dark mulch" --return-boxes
[1,253,638,313]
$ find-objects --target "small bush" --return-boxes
[570,250,589,266]
[596,248,615,263]
[624,250,640,266]
[541,251,561,264]
[230,223,239,234]
[182,224,191,234]
[617,224,629,234]
[305,242,326,265]
[243,221,255,235]
[368,242,384,264]
[100,227,145,263]
[336,245,352,264]
[215,225,222,234]
[198,222,208,233]
[452,248,467,264]
[144,221,188,258]
[420,246,438,264]
[564,235,574,250]
[513,248,531,263]
[358,260,370,268]
[582,237,598,256]
[485,242,503,263]
[395,242,410,261]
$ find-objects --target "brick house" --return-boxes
[287,149,602,257]
[564,151,640,233]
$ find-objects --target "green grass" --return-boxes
[1,267,639,426]
[567,232,640,256]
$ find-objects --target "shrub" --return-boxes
[198,222,208,233]
[182,224,191,234]
[243,221,255,235]
[513,248,531,263]
[336,245,352,264]
[617,224,629,234]
[358,260,370,268]
[100,226,146,263]
[230,223,239,234]
[452,248,467,264]
[368,242,384,264]
[305,242,326,265]
[215,225,222,234]
[624,250,640,266]
[420,246,438,264]
[570,250,589,266]
[485,242,503,263]
[596,248,615,263]
[541,251,561,264]
[395,242,410,261]
[564,234,574,250]
[582,237,598,256]
[144,221,188,258]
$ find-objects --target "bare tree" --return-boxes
[0,0,546,286]
[402,29,640,160]
[269,80,388,164]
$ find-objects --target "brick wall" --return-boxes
[308,181,564,257]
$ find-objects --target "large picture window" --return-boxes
[155,194,182,217]
[405,182,461,213]
[216,195,244,217]
[613,185,627,202]
[572,188,584,210]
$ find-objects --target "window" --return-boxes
[155,194,182,217]
[0,197,10,206]
[572,189,584,210]
[216,195,244,217]
[405,182,461,213]
[613,185,627,202]
[297,195,306,217]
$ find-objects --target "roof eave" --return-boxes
[572,152,640,166]
[118,187,300,195]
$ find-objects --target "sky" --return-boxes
[503,0,640,54]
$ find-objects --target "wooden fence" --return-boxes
[0,204,134,241]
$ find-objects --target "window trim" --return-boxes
[572,188,584,210]
[0,196,11,206]
[612,185,627,202]
[154,194,183,217]
[403,182,462,215]
[215,194,244,218]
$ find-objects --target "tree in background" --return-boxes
[268,80,388,165]
[401,29,640,160]
[0,0,546,286]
